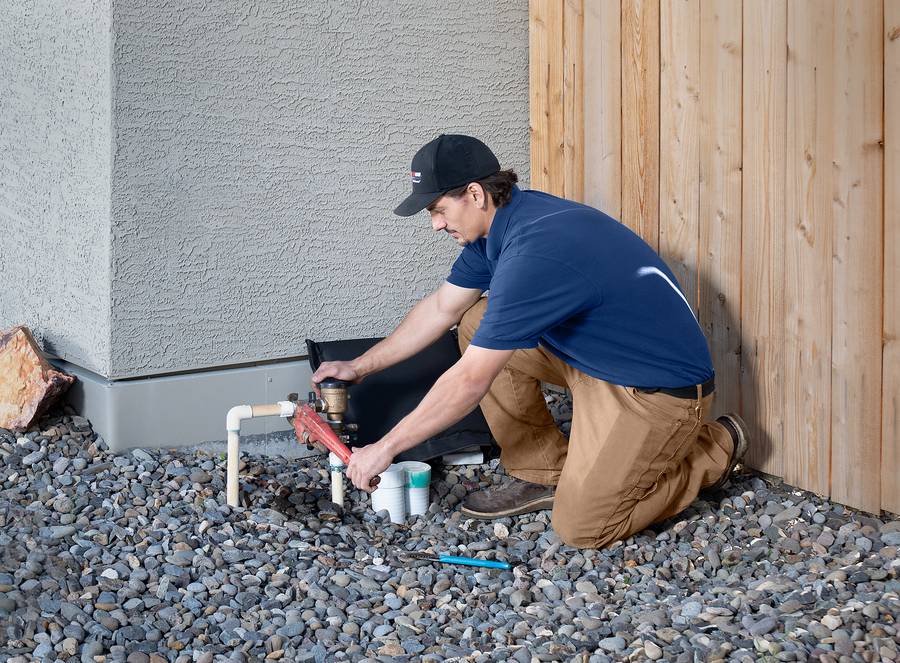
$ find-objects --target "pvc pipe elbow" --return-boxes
[226,405,253,432]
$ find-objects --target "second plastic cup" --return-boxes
[370,464,407,523]
[398,460,431,516]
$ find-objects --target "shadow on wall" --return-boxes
[37,334,103,378]
[665,260,774,471]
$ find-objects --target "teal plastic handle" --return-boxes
[438,556,512,570]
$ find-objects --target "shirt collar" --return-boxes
[485,185,523,261]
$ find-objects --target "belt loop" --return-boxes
[695,384,702,421]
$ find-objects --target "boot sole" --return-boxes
[460,495,555,520]
[707,413,751,492]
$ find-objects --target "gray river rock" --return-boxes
[0,397,898,662]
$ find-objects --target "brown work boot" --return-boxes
[460,476,555,520]
[705,413,751,492]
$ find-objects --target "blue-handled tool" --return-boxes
[398,551,512,570]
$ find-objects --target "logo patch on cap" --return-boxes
[410,171,422,184]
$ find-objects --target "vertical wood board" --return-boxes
[884,0,900,515]
[564,0,585,202]
[583,0,622,217]
[740,0,787,476]
[783,0,835,498]
[622,0,660,249]
[530,0,566,195]
[659,0,701,313]
[829,0,883,514]
[698,0,743,418]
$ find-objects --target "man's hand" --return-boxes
[310,360,362,395]
[346,442,394,493]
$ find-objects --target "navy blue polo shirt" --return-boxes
[447,186,713,388]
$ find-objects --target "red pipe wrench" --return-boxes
[290,403,380,487]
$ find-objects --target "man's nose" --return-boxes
[431,216,445,232]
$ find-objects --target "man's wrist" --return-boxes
[350,356,371,381]
[380,432,408,457]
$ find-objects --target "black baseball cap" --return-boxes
[393,134,501,216]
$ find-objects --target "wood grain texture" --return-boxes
[530,0,565,195]
[740,0,786,476]
[884,0,900,515]
[659,0,700,313]
[622,0,660,249]
[783,0,834,498]
[576,0,894,513]
[829,0,883,514]
[583,0,622,217]
[564,0,585,201]
[698,0,742,418]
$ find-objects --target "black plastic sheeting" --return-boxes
[305,331,497,463]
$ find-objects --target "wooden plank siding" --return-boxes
[740,0,786,476]
[530,0,896,514]
[783,0,835,498]
[659,0,701,313]
[828,1,883,514]
[583,0,622,217]
[698,0,742,418]
[885,0,900,515]
[563,0,585,202]
[529,0,565,196]
[621,0,660,250]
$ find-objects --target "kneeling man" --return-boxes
[312,134,749,549]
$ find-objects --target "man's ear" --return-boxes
[468,182,485,208]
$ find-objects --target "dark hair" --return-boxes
[444,169,519,208]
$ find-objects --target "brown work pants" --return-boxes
[458,298,734,549]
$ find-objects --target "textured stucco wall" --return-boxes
[0,0,112,376]
[109,0,529,378]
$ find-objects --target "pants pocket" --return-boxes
[625,386,693,420]
[627,416,701,500]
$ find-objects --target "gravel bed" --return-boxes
[0,398,898,663]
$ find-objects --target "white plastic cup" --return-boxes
[370,464,407,523]
[398,460,431,516]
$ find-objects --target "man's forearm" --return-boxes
[379,363,487,457]
[352,293,459,379]
[343,345,511,492]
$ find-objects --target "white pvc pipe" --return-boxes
[226,401,295,507]
[329,452,345,507]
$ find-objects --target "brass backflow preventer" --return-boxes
[292,378,358,449]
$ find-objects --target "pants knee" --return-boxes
[552,515,623,551]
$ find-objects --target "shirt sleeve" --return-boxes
[471,255,602,350]
[446,241,492,291]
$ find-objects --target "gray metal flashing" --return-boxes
[55,357,315,456]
